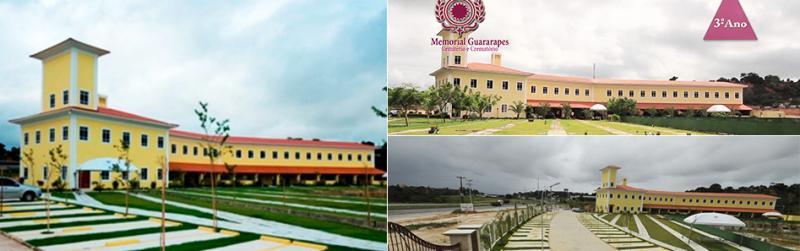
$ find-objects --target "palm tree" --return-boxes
[511,101,526,119]
[194,101,231,230]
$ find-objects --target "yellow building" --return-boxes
[431,30,752,118]
[595,166,778,217]
[10,38,383,190]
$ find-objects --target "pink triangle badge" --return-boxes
[704,0,757,40]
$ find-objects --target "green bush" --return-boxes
[622,116,800,135]
[609,114,621,121]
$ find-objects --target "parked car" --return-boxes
[571,207,583,212]
[490,200,503,206]
[0,177,42,201]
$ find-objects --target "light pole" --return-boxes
[456,176,466,204]
[467,179,474,209]
[540,182,560,250]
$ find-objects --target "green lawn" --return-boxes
[593,121,704,135]
[602,213,616,222]
[209,186,386,204]
[184,188,378,213]
[49,191,76,200]
[638,215,692,250]
[27,222,196,247]
[391,118,518,135]
[1,216,145,232]
[142,191,386,242]
[613,214,638,233]
[560,120,612,135]
[389,117,463,133]
[657,218,738,251]
[492,119,551,135]
[87,192,214,219]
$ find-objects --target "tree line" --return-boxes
[0,143,20,162]
[717,73,800,107]
[389,185,482,203]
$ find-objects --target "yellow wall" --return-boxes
[591,84,743,105]
[434,70,527,118]
[19,116,71,187]
[76,115,169,189]
[169,136,375,169]
[640,193,776,210]
[42,52,71,112]
[76,51,96,110]
[597,189,644,213]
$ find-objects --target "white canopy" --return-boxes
[590,104,607,111]
[762,212,783,218]
[78,157,139,172]
[683,213,746,227]
[707,104,732,113]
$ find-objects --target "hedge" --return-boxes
[621,116,800,135]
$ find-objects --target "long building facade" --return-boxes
[595,166,778,217]
[10,38,384,190]
[431,30,752,118]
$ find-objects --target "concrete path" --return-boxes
[646,215,708,251]
[546,120,567,135]
[610,214,621,225]
[549,211,615,251]
[389,128,430,135]
[14,219,176,241]
[501,212,552,250]
[0,233,32,251]
[575,120,631,135]
[56,192,385,250]
[469,123,514,135]
[0,214,128,228]
[633,214,650,238]
[38,229,231,251]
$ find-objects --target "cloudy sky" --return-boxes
[389,0,800,88]
[0,0,386,148]
[389,137,800,194]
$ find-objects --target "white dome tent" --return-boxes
[683,212,746,246]
[589,104,607,111]
[706,104,732,113]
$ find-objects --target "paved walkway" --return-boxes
[646,215,708,251]
[55,192,385,250]
[546,120,567,135]
[501,212,553,250]
[575,120,630,135]
[610,214,621,225]
[549,210,615,251]
[633,214,650,238]
[579,214,664,250]
[469,123,514,135]
[0,233,32,251]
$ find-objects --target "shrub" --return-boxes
[92,181,105,192]
[607,97,637,116]
[112,180,119,190]
[51,179,67,192]
[129,178,140,191]
[150,181,157,190]
[609,114,621,121]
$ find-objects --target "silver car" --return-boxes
[0,177,42,201]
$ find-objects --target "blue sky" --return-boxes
[0,0,387,148]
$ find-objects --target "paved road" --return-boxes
[388,204,518,221]
[549,210,614,251]
[0,234,32,251]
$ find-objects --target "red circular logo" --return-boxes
[435,0,485,36]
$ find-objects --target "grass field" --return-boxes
[390,117,712,135]
[638,215,692,250]
[87,192,215,219]
[592,121,705,135]
[560,120,612,135]
[142,191,387,242]
[656,217,738,251]
[492,120,551,135]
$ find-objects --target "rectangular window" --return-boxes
[327,153,333,160]
[273,151,278,159]
[543,86,548,94]
[63,90,69,105]
[62,126,68,140]
[260,151,266,159]
[306,152,312,160]
[705,92,710,98]
[683,91,688,98]
[484,105,491,113]
[122,171,129,180]
[317,152,322,160]
[575,88,579,96]
[694,92,699,98]
[347,154,353,161]
[357,154,363,161]
[618,90,623,97]
[23,168,28,178]
[453,78,460,88]
[585,89,590,96]
[49,94,55,108]
[61,166,67,180]
[501,104,508,113]
[140,168,148,180]
[24,133,29,145]
[607,90,612,96]
[640,90,645,97]
[171,144,176,154]
[564,88,569,95]
[193,146,198,156]
[35,131,41,144]
[673,91,678,98]
[629,90,634,97]
[79,126,89,141]
[49,128,55,142]
[662,91,667,98]
[80,90,89,105]
[102,129,111,143]
[470,79,477,88]
[43,166,48,179]
[486,80,493,89]
[157,136,164,149]
[157,169,163,180]
[501,81,508,90]
[724,92,730,98]
[236,150,242,158]
[554,87,560,95]
[735,92,740,99]
[122,132,131,145]
[101,171,109,180]
[531,86,536,93]
[248,150,254,159]
[182,145,188,155]
[714,92,719,98]
[516,82,523,91]
[141,134,149,147]
[284,151,290,159]
[454,55,461,65]
[367,154,372,161]
[651,91,656,97]
[338,153,343,161]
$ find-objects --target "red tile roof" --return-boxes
[169,130,374,150]
[170,162,384,175]
[9,106,176,128]
[643,204,777,214]
[611,185,778,199]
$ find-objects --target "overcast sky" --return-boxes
[0,0,386,148]
[389,0,800,88]
[389,137,800,194]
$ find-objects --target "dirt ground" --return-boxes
[395,209,517,245]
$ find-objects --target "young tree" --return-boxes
[195,101,232,230]
[607,97,638,116]
[157,155,167,251]
[510,101,526,119]
[111,138,132,216]
[419,88,438,121]
[535,103,551,119]
[474,93,500,119]
[388,85,420,126]
[561,103,573,119]
[432,83,460,122]
[43,145,67,234]
[449,86,470,120]
[645,108,658,117]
